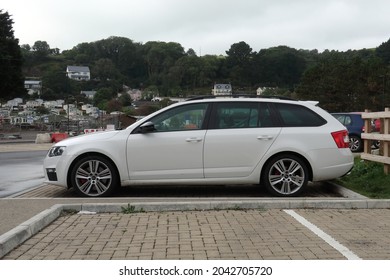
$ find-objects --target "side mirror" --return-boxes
[139,121,156,133]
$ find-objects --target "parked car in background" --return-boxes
[44,96,354,198]
[331,113,365,152]
[332,112,380,152]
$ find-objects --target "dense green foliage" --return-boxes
[337,157,390,198]
[0,10,25,100]
[2,9,390,112]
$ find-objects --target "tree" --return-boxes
[41,64,71,99]
[118,93,132,107]
[254,46,306,89]
[142,41,185,88]
[225,41,254,85]
[296,52,385,112]
[93,58,122,81]
[93,87,115,109]
[32,40,51,59]
[106,98,122,113]
[0,10,25,100]
[226,41,253,65]
[376,38,390,64]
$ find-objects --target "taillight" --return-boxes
[331,130,350,148]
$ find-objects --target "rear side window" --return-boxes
[213,102,274,129]
[275,103,326,127]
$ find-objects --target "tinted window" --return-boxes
[275,103,326,127]
[149,103,208,132]
[213,102,274,129]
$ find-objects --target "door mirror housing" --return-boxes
[139,121,156,133]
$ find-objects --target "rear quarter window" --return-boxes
[275,103,326,127]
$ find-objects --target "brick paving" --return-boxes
[296,209,390,260]
[7,208,389,260]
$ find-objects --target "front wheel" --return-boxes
[262,154,308,197]
[70,155,119,197]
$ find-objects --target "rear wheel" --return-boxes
[262,154,308,197]
[349,135,362,152]
[70,155,119,197]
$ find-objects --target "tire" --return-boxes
[262,154,308,197]
[70,155,119,197]
[349,135,362,152]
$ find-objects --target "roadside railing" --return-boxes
[361,108,390,174]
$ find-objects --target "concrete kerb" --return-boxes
[0,204,62,258]
[2,198,390,258]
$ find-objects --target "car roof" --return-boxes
[183,95,319,106]
[332,112,362,115]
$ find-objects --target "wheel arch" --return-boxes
[260,151,313,183]
[66,152,121,189]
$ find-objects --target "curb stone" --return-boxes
[0,205,62,258]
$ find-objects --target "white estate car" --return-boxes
[44,96,354,197]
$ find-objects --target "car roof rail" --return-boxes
[186,94,295,101]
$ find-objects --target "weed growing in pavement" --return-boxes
[256,207,267,212]
[121,204,145,214]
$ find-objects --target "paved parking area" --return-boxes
[3,208,390,260]
[2,142,387,261]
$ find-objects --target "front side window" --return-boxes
[148,103,208,132]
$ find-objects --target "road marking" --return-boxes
[284,209,361,260]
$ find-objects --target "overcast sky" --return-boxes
[2,0,390,55]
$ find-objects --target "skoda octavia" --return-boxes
[44,96,353,197]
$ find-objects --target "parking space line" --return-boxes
[284,209,361,260]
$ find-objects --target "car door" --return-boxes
[203,102,281,178]
[126,103,209,180]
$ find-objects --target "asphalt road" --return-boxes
[0,150,47,198]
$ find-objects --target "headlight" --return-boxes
[48,146,66,157]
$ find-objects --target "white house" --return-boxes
[44,100,64,109]
[212,84,232,95]
[82,104,100,118]
[66,66,91,81]
[256,87,276,95]
[24,80,42,96]
[125,89,142,101]
[6,98,23,110]
[81,90,96,99]
[25,99,43,108]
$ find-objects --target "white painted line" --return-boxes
[284,209,361,260]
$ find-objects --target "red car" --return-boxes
[374,119,381,132]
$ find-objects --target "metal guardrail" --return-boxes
[361,108,390,174]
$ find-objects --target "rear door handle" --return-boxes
[257,135,273,141]
[186,137,203,142]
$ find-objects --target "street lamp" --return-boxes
[66,95,73,135]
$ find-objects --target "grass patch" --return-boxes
[336,157,390,198]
